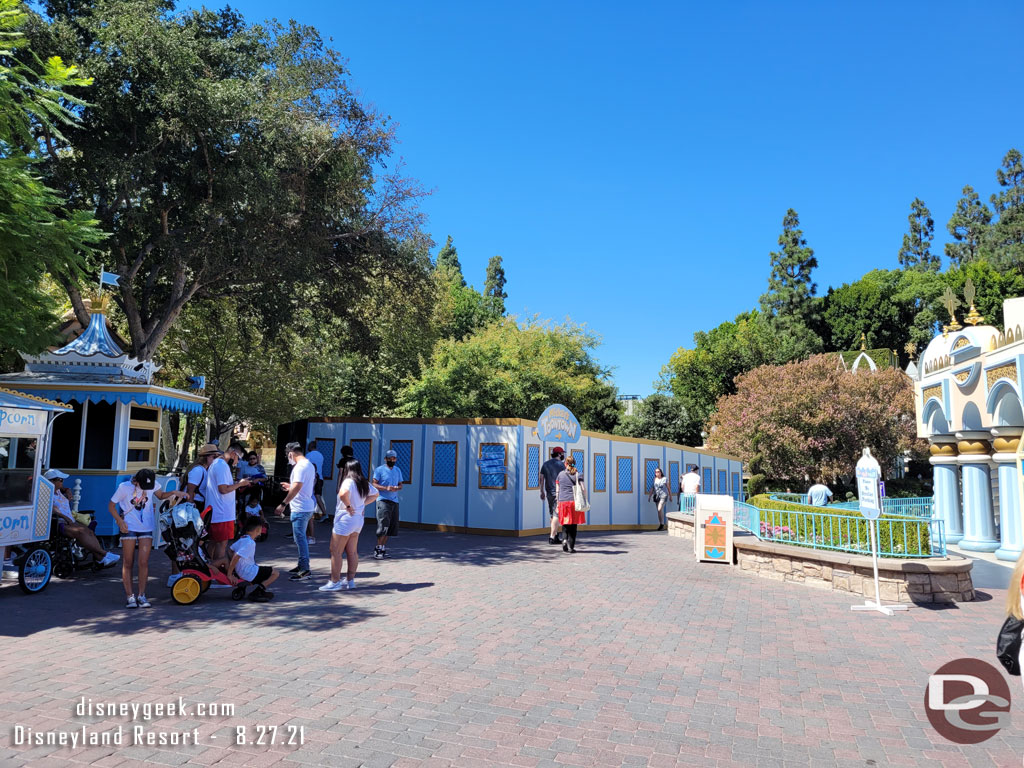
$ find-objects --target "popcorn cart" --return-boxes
[0,388,72,593]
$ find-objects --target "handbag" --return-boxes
[573,476,590,513]
[996,615,1024,675]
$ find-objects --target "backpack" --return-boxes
[996,615,1023,675]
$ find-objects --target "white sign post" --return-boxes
[851,448,908,616]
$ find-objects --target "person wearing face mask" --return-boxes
[371,450,404,560]
[275,441,317,580]
[205,445,252,567]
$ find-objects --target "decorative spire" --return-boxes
[859,332,867,351]
[942,287,962,332]
[963,277,985,326]
[904,341,917,358]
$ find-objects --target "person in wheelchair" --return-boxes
[45,470,120,569]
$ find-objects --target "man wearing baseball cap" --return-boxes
[539,447,565,544]
[371,450,404,560]
[45,469,120,568]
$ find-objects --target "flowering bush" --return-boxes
[706,355,925,484]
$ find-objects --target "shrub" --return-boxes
[745,495,933,557]
[747,474,767,497]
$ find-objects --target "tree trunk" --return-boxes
[174,415,195,471]
[160,410,178,470]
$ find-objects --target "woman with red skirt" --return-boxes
[555,456,587,552]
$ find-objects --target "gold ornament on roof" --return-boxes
[86,292,111,313]
[904,341,917,358]
[963,278,985,326]
[859,332,867,351]
[942,287,962,332]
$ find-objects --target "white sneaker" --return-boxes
[137,594,152,608]
[308,537,317,545]
[100,552,120,567]
[346,579,356,590]
[318,580,344,592]
[167,573,181,587]
[126,595,138,609]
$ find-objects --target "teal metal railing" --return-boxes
[677,494,945,558]
[768,494,935,518]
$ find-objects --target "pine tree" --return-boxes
[758,209,822,360]
[897,198,938,271]
[760,209,818,320]
[436,235,465,286]
[989,148,1024,270]
[945,185,992,266]
[484,254,507,314]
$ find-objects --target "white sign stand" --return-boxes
[851,448,908,616]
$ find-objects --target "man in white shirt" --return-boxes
[275,442,317,580]
[205,445,252,564]
[679,466,701,511]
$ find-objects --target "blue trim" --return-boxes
[417,424,426,524]
[22,388,203,414]
[942,380,951,421]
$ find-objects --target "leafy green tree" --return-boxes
[399,317,621,432]
[820,270,915,354]
[897,198,938,271]
[32,0,426,361]
[758,209,822,358]
[484,254,508,314]
[893,267,947,348]
[0,0,103,355]
[436,235,465,286]
[945,185,992,266]
[942,261,1024,331]
[660,310,778,444]
[988,148,1024,270]
[614,394,692,445]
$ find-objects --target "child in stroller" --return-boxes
[237,478,269,543]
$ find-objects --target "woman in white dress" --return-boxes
[320,461,378,592]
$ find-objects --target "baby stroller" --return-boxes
[236,480,269,543]
[159,501,252,604]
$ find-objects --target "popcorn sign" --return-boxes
[0,407,44,436]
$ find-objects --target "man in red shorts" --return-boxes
[205,444,251,565]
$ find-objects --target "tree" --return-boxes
[484,254,508,314]
[659,310,778,444]
[758,208,822,358]
[897,198,938,271]
[988,148,1024,270]
[436,235,465,286]
[945,185,991,266]
[0,0,103,355]
[31,1,426,361]
[399,317,621,433]
[614,394,692,446]
[706,355,922,484]
[942,261,1024,331]
[820,270,916,354]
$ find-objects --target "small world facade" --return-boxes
[276,414,744,535]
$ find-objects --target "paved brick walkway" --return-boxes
[1,520,1023,767]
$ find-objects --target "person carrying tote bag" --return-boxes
[998,550,1024,679]
[555,456,587,553]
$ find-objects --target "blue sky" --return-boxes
[195,0,1023,395]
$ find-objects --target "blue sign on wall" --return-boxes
[532,404,582,444]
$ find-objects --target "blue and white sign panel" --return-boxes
[856,449,883,520]
[0,407,47,436]
[532,404,582,444]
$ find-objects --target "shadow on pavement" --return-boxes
[0,521,635,637]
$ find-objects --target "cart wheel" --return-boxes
[171,575,202,605]
[200,579,211,593]
[231,585,246,601]
[18,548,52,594]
